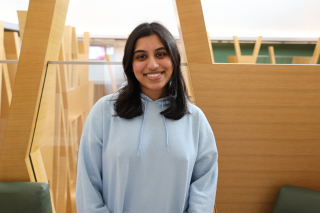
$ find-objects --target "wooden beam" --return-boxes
[17,11,28,42]
[252,36,262,57]
[268,46,276,64]
[105,54,117,93]
[173,0,213,64]
[4,32,20,89]
[71,27,78,60]
[83,32,90,55]
[0,0,70,181]
[233,36,241,58]
[207,32,214,63]
[311,37,320,64]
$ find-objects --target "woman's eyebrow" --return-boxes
[133,50,146,55]
[133,47,167,55]
[155,47,167,51]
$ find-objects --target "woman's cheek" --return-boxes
[132,62,144,75]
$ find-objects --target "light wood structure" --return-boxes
[0,30,20,155]
[173,0,213,65]
[173,0,320,213]
[189,63,320,213]
[1,2,100,211]
[227,36,263,63]
[31,28,94,213]
[105,54,117,93]
[0,0,70,182]
[292,37,320,64]
[17,11,28,42]
[207,32,215,63]
[268,46,276,64]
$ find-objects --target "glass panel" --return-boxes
[29,62,190,212]
[30,63,125,213]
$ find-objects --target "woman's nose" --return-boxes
[147,57,159,70]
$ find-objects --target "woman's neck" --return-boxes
[140,86,166,101]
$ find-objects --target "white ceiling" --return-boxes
[0,0,319,40]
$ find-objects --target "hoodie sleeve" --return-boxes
[76,98,111,213]
[187,111,218,213]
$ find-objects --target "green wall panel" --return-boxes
[212,43,320,64]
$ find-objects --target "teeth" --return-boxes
[146,73,161,77]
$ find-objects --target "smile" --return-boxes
[144,71,164,77]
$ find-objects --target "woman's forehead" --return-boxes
[134,34,165,51]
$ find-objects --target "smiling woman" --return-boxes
[76,22,218,213]
[132,34,173,100]
[115,22,189,120]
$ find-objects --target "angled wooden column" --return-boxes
[4,32,20,88]
[0,0,70,181]
[173,0,213,64]
[17,11,28,42]
[173,0,214,99]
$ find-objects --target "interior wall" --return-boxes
[188,63,320,213]
[212,43,320,64]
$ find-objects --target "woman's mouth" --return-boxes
[144,71,165,80]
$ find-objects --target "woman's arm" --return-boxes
[187,112,218,213]
[76,99,111,213]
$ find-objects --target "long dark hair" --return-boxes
[114,22,189,120]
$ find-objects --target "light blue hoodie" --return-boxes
[76,83,218,213]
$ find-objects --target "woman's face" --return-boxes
[132,34,173,100]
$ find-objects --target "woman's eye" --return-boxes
[137,55,146,59]
[156,52,166,57]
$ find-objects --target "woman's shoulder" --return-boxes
[88,93,117,117]
[187,102,206,118]
[94,93,118,107]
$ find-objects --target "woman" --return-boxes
[76,22,218,213]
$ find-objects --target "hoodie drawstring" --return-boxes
[138,98,148,156]
[162,100,169,152]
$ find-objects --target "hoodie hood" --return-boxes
[117,81,170,156]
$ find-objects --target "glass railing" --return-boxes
[28,61,189,212]
[27,62,124,212]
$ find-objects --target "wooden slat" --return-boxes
[83,32,90,55]
[268,46,276,64]
[207,32,214,63]
[173,0,213,64]
[17,11,28,42]
[233,36,241,58]
[292,56,312,64]
[64,84,89,121]
[4,32,20,89]
[252,36,262,57]
[2,58,12,104]
[0,0,70,181]
[188,63,320,213]
[311,37,320,64]
[105,54,117,93]
[63,26,72,90]
[71,27,78,60]
[71,27,79,88]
